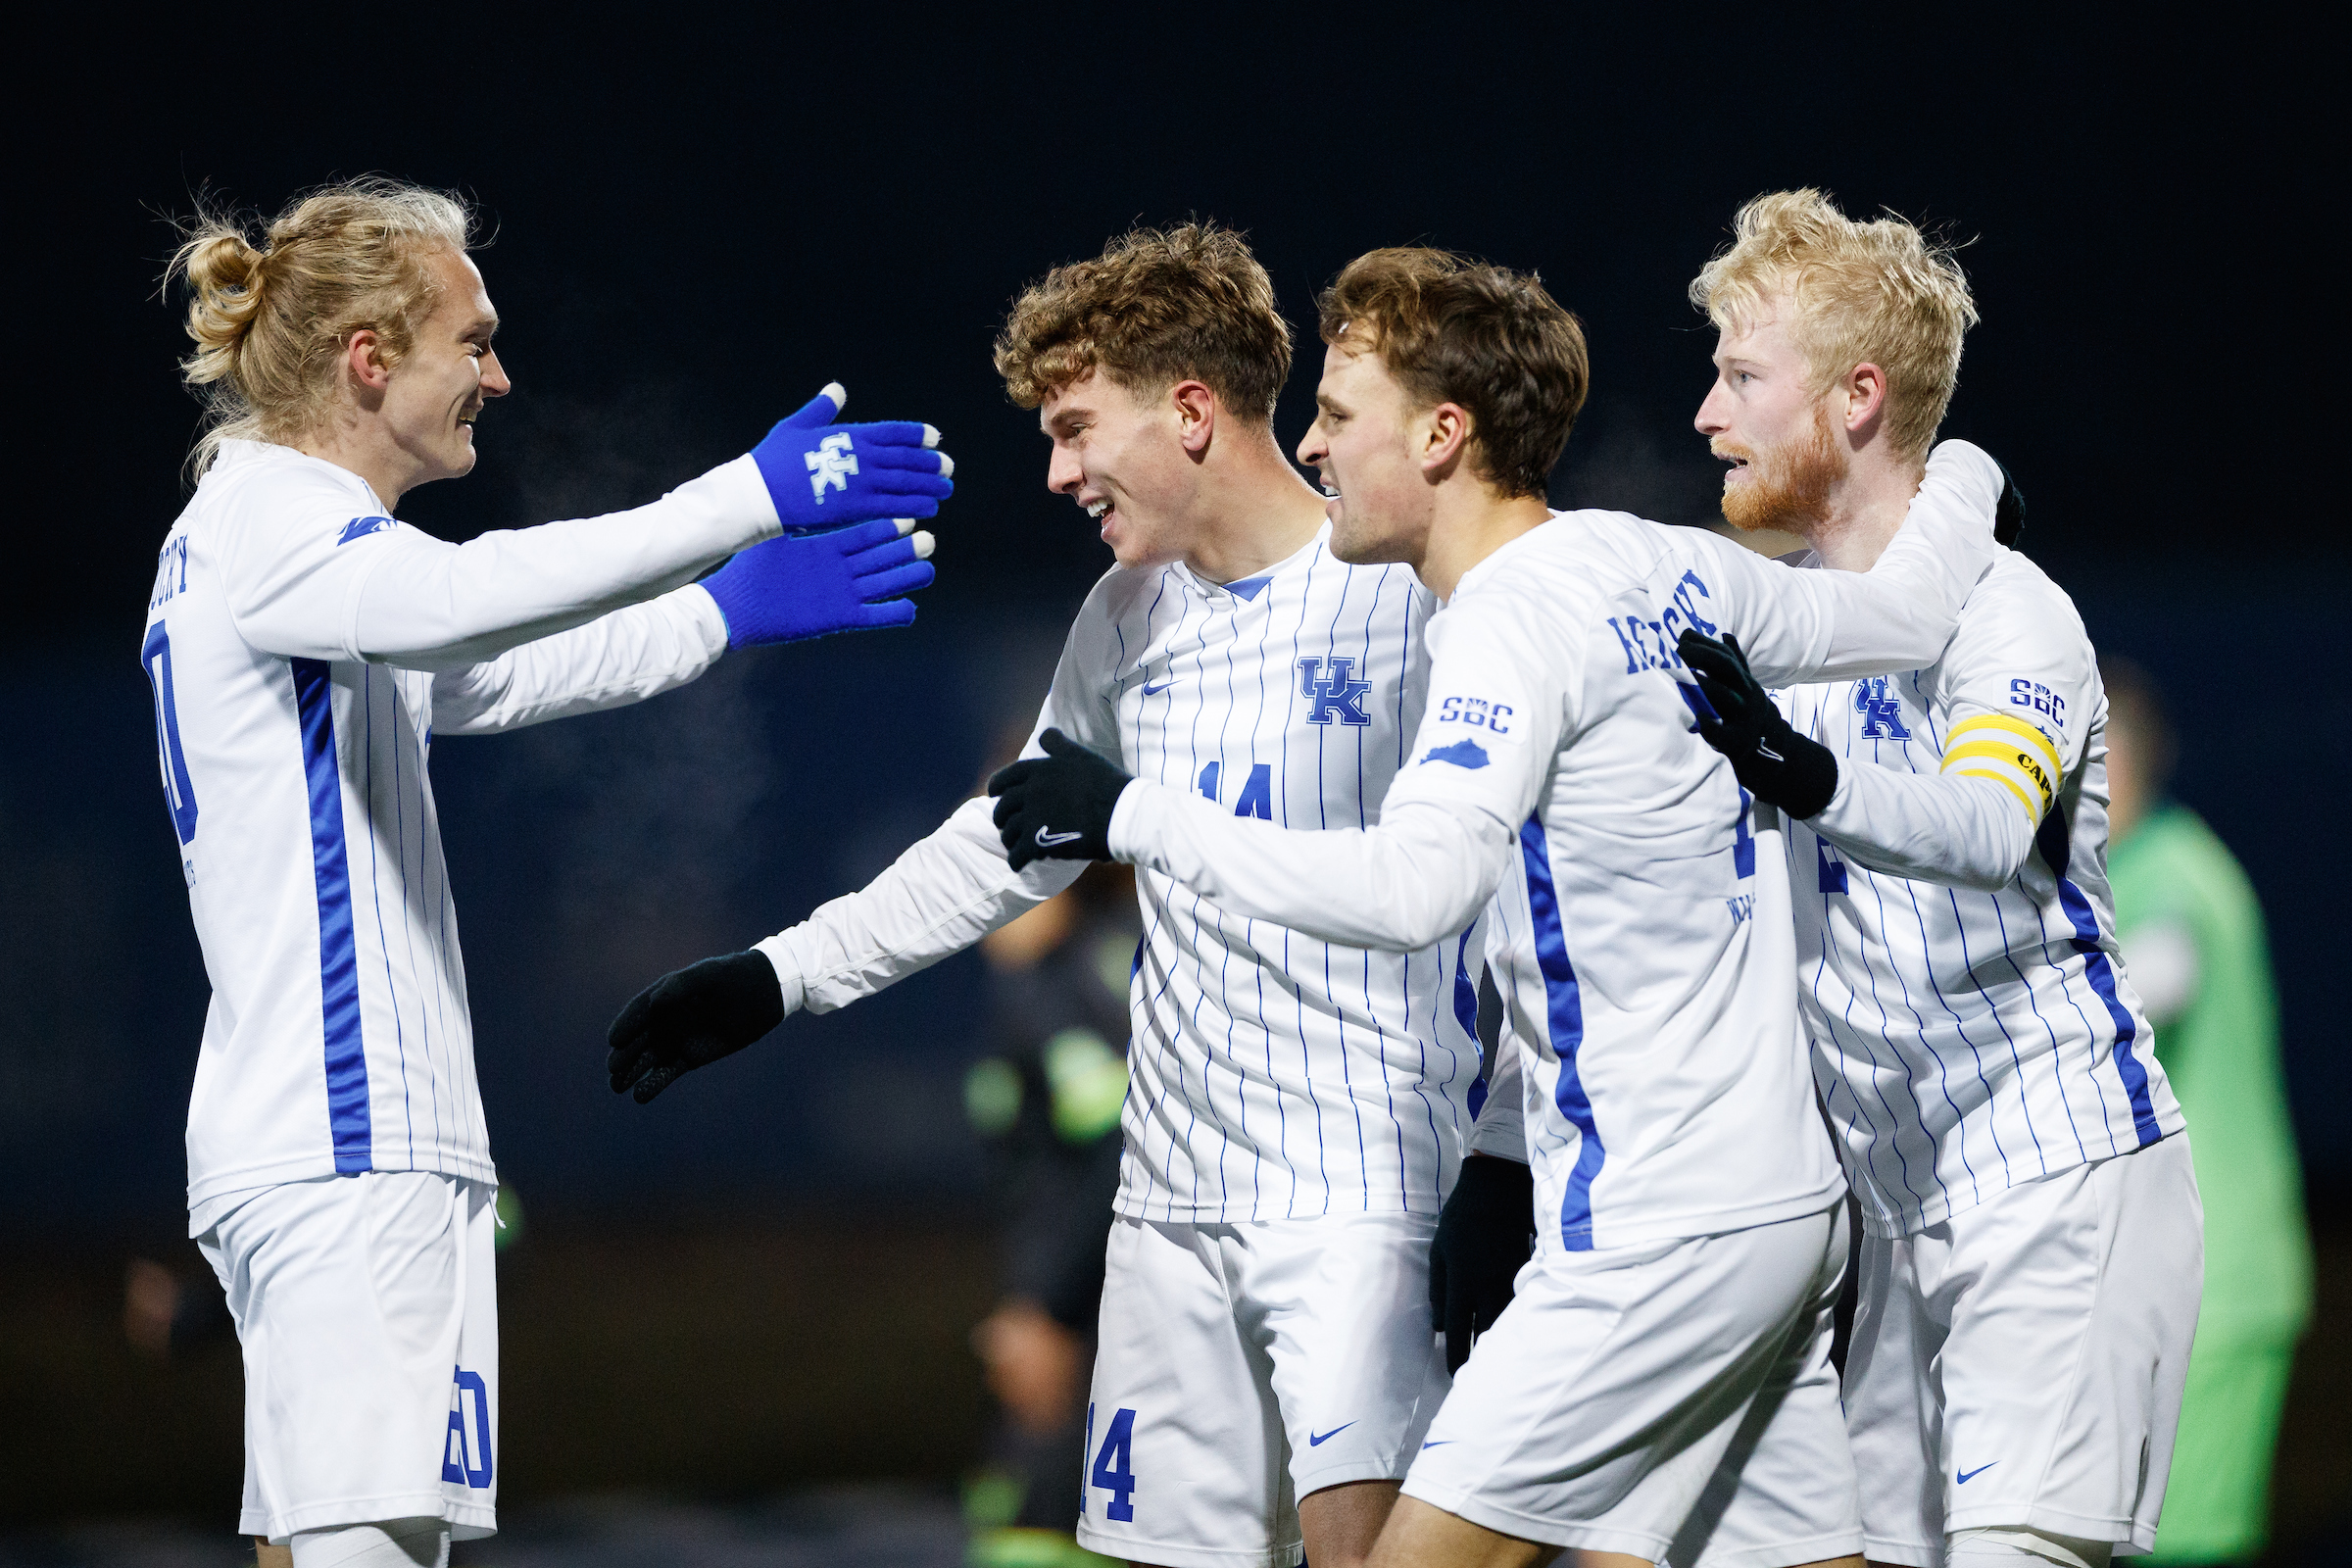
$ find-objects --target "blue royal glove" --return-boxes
[751,383,955,533]
[698,516,936,648]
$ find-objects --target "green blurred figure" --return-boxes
[2105,660,2311,1566]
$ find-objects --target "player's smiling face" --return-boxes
[379,248,510,488]
[1297,341,1434,566]
[1040,369,1204,570]
[1694,295,1845,533]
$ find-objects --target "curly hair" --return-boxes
[166,177,475,477]
[1316,248,1589,500]
[1690,189,1977,461]
[994,223,1291,425]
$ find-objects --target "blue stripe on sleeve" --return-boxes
[2057,878,2162,1146]
[1454,928,1486,1119]
[291,658,371,1173]
[1520,816,1601,1250]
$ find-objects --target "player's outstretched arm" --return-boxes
[223,384,954,671]
[607,952,787,1102]
[603,575,1126,1098]
[1683,440,2011,687]
[431,519,937,734]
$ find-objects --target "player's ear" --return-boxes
[1171,380,1217,456]
[1421,402,1471,480]
[1841,362,1887,436]
[344,328,394,394]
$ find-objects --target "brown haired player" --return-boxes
[992,246,2011,1568]
[611,225,1481,1568]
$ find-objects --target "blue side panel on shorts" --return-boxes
[1521,817,1602,1249]
[2057,877,2161,1147]
[291,657,371,1172]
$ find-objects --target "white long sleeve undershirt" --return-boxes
[1804,764,2035,893]
[350,456,778,669]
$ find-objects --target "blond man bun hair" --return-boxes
[166,178,474,477]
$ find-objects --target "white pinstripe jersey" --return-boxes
[1052,525,1484,1221]
[147,440,749,1217]
[1781,550,2186,1237]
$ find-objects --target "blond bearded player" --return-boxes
[1677,191,2201,1568]
[142,179,950,1566]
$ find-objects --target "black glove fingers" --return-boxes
[608,987,658,1051]
[632,1062,685,1104]
[986,758,1044,797]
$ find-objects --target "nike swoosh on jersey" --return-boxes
[1035,827,1084,847]
[1956,1462,1998,1484]
[1308,1422,1356,1446]
[1421,1440,1455,1449]
[1141,679,1176,696]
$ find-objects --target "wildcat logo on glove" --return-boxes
[806,432,859,500]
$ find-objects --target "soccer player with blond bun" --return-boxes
[1678,190,2201,1568]
[143,178,951,1565]
[609,223,1484,1568]
[993,245,2011,1568]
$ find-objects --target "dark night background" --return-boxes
[2,11,2341,1557]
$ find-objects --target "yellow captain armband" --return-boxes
[1941,712,2062,821]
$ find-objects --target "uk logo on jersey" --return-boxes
[337,514,394,546]
[1854,676,1911,739]
[805,432,858,501]
[1298,657,1372,726]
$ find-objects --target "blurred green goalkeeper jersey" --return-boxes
[2110,803,2312,1342]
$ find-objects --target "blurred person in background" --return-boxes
[962,853,1138,1568]
[2103,659,2310,1568]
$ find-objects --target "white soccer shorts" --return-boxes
[1074,1212,1448,1568]
[1846,1135,2203,1563]
[197,1171,500,1543]
[1404,1201,1861,1566]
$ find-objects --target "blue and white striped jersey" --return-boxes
[760,522,1485,1221]
[1109,444,2009,1255]
[147,440,776,1220]
[1780,549,2186,1238]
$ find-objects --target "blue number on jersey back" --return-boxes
[1091,1404,1138,1521]
[1732,788,1754,879]
[141,623,199,845]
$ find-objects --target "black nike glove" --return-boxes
[987,728,1132,871]
[1430,1154,1535,1375]
[1676,629,1838,820]
[1992,459,2026,548]
[607,951,786,1103]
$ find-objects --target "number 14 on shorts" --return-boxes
[1085,1403,1137,1521]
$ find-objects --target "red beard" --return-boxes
[1720,404,1846,534]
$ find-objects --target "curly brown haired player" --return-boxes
[609,223,1484,1568]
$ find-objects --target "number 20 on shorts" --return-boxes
[1086,1402,1138,1522]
